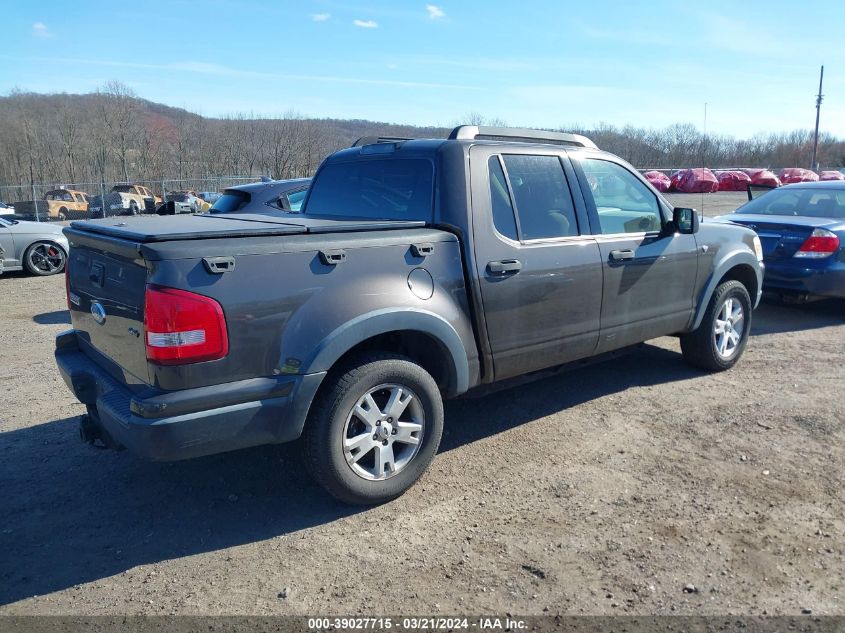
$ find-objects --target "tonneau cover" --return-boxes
[68,213,427,243]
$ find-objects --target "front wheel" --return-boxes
[303,353,444,505]
[680,280,752,371]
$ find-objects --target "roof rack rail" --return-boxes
[352,136,414,147]
[448,126,598,149]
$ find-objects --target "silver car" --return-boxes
[0,217,69,276]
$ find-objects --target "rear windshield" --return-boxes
[737,187,845,219]
[304,158,434,221]
[210,191,250,213]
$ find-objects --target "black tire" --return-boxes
[303,352,444,505]
[23,241,67,276]
[57,207,67,221]
[128,201,139,215]
[681,280,752,371]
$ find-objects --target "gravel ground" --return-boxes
[1,195,843,616]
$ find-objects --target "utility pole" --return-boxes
[811,65,824,171]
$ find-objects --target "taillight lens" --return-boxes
[794,228,840,258]
[144,285,229,365]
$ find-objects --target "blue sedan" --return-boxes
[720,181,845,300]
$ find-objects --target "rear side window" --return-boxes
[210,191,250,213]
[488,156,518,240]
[502,155,578,239]
[305,159,433,221]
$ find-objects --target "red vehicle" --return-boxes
[819,171,845,181]
[744,169,781,188]
[670,168,719,193]
[644,170,671,192]
[716,170,752,192]
[779,168,819,184]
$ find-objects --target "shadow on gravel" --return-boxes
[751,297,844,336]
[441,343,698,452]
[0,420,359,606]
[32,310,71,325]
[0,343,700,606]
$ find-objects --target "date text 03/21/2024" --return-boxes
[306,617,527,630]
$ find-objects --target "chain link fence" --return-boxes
[0,177,260,222]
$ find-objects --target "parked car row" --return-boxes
[0,178,316,276]
[3,185,237,222]
[644,167,845,193]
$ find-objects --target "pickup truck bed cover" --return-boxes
[68,213,426,242]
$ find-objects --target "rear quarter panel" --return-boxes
[143,229,477,392]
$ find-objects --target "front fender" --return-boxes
[303,308,472,396]
[691,249,763,331]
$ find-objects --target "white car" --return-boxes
[0,202,15,217]
[0,216,69,275]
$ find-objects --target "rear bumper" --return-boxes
[762,259,845,299]
[55,330,325,461]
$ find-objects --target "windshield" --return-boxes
[304,158,433,221]
[112,185,136,193]
[210,190,250,213]
[736,187,845,219]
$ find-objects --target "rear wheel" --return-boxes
[23,241,66,276]
[303,352,444,505]
[681,280,751,371]
[128,201,139,215]
[57,207,67,221]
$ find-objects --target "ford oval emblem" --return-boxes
[90,301,107,325]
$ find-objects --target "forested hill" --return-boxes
[0,85,842,187]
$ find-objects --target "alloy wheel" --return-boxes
[342,383,425,481]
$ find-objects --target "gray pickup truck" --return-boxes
[55,126,764,504]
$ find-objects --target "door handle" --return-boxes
[609,249,635,262]
[487,259,522,275]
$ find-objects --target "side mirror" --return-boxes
[673,207,699,234]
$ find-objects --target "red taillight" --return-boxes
[144,285,229,365]
[795,228,840,258]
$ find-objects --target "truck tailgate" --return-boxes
[65,229,150,387]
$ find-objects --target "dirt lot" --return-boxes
[1,193,843,617]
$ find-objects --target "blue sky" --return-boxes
[2,0,843,138]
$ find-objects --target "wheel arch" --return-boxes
[303,309,471,397]
[691,252,761,330]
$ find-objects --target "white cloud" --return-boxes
[32,22,54,38]
[386,64,399,70]
[426,5,445,20]
[353,19,378,28]
[311,13,331,22]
